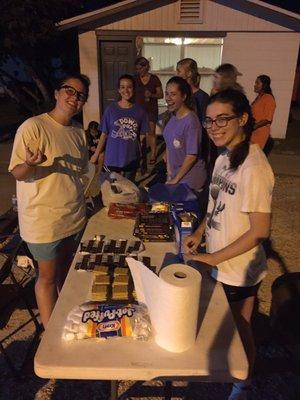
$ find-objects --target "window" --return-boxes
[142,37,223,95]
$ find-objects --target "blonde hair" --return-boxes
[177,58,200,88]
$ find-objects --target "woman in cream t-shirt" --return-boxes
[9,73,90,328]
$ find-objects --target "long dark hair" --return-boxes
[207,89,255,170]
[257,74,273,95]
[166,76,194,110]
[86,121,99,135]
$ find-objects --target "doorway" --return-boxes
[99,39,135,111]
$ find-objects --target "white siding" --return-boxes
[79,31,99,128]
[100,1,291,32]
[222,32,300,139]
[79,1,300,137]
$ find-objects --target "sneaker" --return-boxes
[228,381,251,400]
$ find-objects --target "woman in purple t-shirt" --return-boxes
[163,76,207,191]
[91,74,149,182]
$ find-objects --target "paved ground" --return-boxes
[0,108,299,399]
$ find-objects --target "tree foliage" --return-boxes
[0,0,85,115]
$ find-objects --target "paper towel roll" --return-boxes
[126,258,201,353]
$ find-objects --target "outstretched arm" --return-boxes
[183,215,207,254]
[166,154,197,185]
[90,133,107,164]
[185,212,271,266]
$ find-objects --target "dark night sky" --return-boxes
[261,0,300,14]
[85,0,300,15]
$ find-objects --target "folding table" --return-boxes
[34,209,248,399]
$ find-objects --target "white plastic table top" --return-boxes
[34,209,248,382]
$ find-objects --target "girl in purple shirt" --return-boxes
[163,76,207,191]
[91,74,149,182]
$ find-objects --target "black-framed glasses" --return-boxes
[60,85,88,102]
[202,115,239,129]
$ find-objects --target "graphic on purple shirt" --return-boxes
[163,112,207,190]
[100,102,149,168]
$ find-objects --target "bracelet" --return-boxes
[25,161,36,167]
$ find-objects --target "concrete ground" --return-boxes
[0,107,299,399]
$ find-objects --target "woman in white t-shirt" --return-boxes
[184,89,274,400]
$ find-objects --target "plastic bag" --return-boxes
[100,172,140,206]
[62,302,151,341]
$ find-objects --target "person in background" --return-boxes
[163,76,207,191]
[211,63,245,156]
[134,57,163,165]
[91,74,149,182]
[9,73,90,328]
[176,58,209,123]
[251,75,276,156]
[211,63,244,95]
[184,89,274,400]
[85,120,100,158]
[176,57,215,175]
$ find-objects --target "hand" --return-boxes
[25,147,46,166]
[185,252,216,266]
[144,89,151,100]
[183,233,201,254]
[166,177,178,185]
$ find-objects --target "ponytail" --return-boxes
[229,130,252,170]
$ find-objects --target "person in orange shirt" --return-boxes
[251,75,276,155]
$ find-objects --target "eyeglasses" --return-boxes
[60,85,88,102]
[202,115,239,129]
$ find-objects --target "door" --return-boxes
[99,40,135,112]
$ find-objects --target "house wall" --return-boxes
[100,1,290,32]
[78,1,300,137]
[79,31,99,128]
[222,32,300,139]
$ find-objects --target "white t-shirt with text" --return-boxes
[206,144,274,286]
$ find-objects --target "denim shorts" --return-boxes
[26,230,83,262]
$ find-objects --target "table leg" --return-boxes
[163,381,173,400]
[117,380,146,399]
[111,380,118,400]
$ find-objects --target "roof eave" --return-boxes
[58,0,177,32]
[212,0,300,31]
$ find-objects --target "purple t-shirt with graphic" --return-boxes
[101,102,149,167]
[163,112,207,190]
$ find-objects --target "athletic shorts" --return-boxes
[222,281,261,303]
[26,230,83,262]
